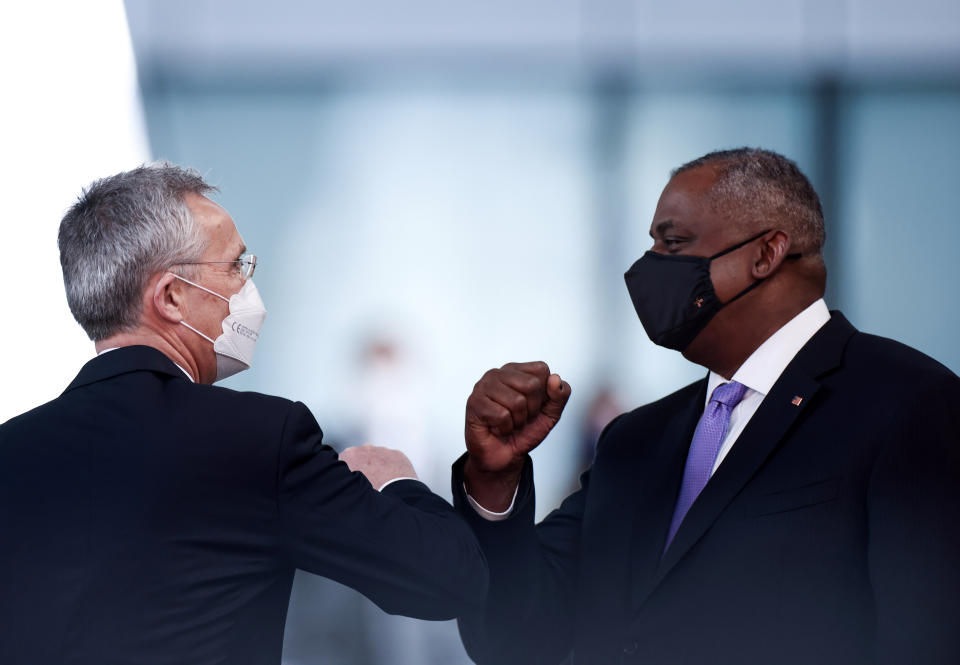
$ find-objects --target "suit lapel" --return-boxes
[648,311,857,589]
[629,380,706,611]
[655,369,820,580]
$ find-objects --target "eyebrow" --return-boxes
[649,220,675,239]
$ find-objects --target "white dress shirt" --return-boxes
[706,298,830,474]
[469,298,831,519]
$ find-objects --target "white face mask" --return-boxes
[174,275,267,382]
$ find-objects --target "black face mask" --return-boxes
[623,230,801,351]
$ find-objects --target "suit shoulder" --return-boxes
[1,376,304,436]
[1,394,62,431]
[844,331,959,391]
[171,381,315,428]
[184,381,296,410]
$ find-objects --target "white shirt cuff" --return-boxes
[377,476,419,492]
[464,482,519,521]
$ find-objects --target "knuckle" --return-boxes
[479,371,503,391]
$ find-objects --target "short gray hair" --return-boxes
[673,148,826,259]
[58,162,217,341]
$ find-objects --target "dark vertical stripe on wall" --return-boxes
[813,78,843,309]
[589,68,632,379]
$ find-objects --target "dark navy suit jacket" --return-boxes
[0,345,488,665]
[454,312,960,665]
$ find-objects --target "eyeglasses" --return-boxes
[175,253,258,281]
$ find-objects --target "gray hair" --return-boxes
[58,162,217,341]
[673,148,826,260]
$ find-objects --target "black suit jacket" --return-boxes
[453,312,960,665]
[0,345,488,665]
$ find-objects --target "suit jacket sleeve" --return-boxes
[451,446,599,665]
[868,374,960,664]
[276,401,488,620]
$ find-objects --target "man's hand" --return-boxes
[339,445,419,490]
[464,361,570,512]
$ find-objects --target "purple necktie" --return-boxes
[664,381,748,551]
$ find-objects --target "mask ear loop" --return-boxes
[180,321,217,344]
[171,273,230,303]
[708,229,772,260]
[711,230,805,306]
[722,275,767,307]
[709,228,804,261]
[171,273,228,344]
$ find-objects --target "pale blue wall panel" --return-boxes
[839,90,960,372]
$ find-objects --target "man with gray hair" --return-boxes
[450,148,960,664]
[0,163,488,665]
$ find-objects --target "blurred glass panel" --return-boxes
[839,89,960,373]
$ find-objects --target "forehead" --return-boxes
[184,192,244,256]
[650,165,737,245]
[650,166,720,233]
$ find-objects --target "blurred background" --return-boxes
[1,1,958,663]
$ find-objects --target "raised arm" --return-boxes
[453,361,585,665]
[276,401,488,620]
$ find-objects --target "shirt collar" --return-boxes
[706,298,830,404]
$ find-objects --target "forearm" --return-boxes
[287,478,489,620]
[452,455,579,665]
[377,479,491,618]
[278,403,488,620]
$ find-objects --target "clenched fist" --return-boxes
[339,445,418,490]
[464,361,570,511]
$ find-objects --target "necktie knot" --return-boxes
[710,381,747,408]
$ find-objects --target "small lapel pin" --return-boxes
[694,297,704,308]
[791,396,804,406]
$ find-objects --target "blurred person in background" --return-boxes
[577,386,624,473]
[353,335,468,665]
[0,163,487,665]
[355,337,432,482]
[441,148,960,664]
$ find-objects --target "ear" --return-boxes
[152,272,186,324]
[751,230,791,279]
